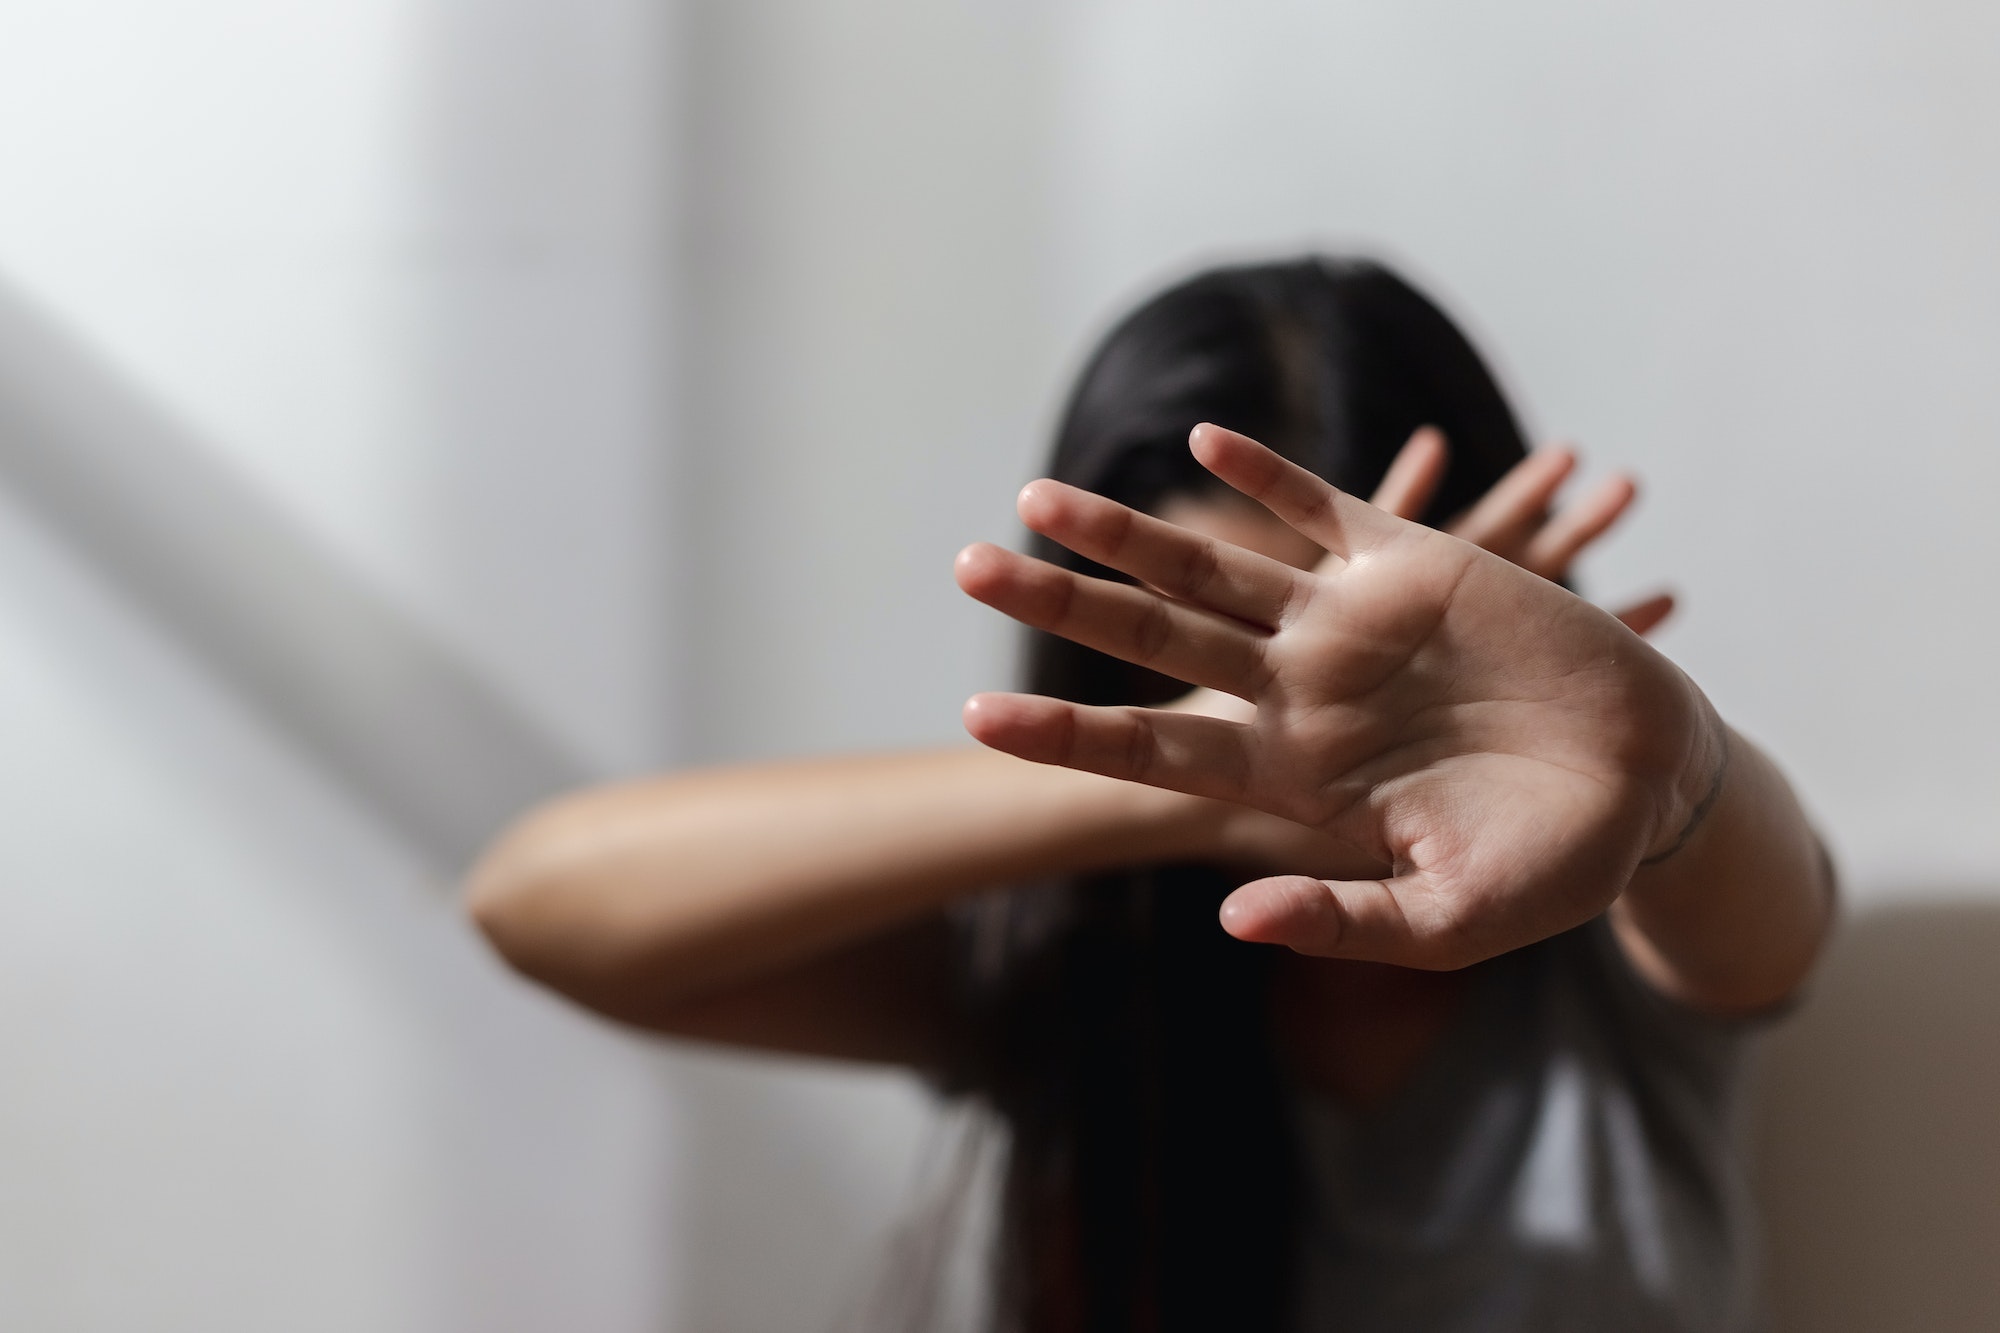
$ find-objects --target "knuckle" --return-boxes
[1103,501,1137,556]
[1048,570,1078,627]
[1120,712,1156,780]
[1177,537,1221,599]
[1055,707,1079,765]
[1297,485,1333,527]
[1132,598,1173,664]
[1292,876,1338,924]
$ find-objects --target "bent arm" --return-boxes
[1611,721,1834,1015]
[464,747,1219,1060]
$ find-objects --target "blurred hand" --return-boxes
[956,425,1722,968]
[1369,425,1675,636]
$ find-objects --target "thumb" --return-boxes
[1219,873,1452,967]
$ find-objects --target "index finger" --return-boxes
[1188,424,1403,557]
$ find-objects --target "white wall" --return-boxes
[0,3,687,1330]
[665,6,1059,1326]
[675,0,1062,763]
[4,2,1998,1330]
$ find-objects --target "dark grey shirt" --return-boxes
[1290,917,1764,1332]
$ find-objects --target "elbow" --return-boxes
[462,865,528,971]
[460,802,705,1025]
[461,808,582,985]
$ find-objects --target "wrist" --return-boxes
[1642,680,1731,865]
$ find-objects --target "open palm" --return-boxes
[955,424,1720,968]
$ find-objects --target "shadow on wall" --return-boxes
[1755,900,2000,1332]
[0,278,585,876]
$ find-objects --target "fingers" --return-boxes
[1448,445,1644,581]
[1368,426,1448,520]
[1447,446,1576,557]
[1612,591,1676,638]
[956,542,1271,697]
[1015,479,1307,628]
[1218,872,1448,967]
[962,692,1256,803]
[1188,423,1400,557]
[1522,475,1637,580]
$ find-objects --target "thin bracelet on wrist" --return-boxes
[1639,726,1731,868]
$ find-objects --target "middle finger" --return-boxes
[956,543,1275,699]
[1016,479,1309,629]
[1448,446,1576,556]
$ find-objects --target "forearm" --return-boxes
[464,747,1210,1015]
[1611,723,1835,1014]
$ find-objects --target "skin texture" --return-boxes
[465,425,1830,1092]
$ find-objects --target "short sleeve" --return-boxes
[1551,915,1768,1167]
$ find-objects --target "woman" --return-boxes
[467,258,1831,1331]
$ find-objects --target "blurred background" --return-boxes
[1,1,1997,1329]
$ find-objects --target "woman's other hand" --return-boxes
[1370,426,1675,637]
[955,425,1724,970]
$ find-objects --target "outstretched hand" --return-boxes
[955,425,1723,969]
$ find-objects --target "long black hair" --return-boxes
[950,256,1532,1333]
